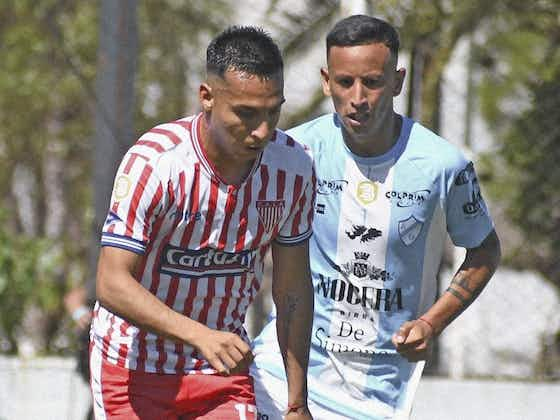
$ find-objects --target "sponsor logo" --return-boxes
[160,246,256,278]
[316,203,325,215]
[385,189,430,207]
[345,224,382,242]
[398,215,423,246]
[114,175,131,200]
[169,209,202,222]
[316,274,402,311]
[338,252,392,282]
[356,181,378,204]
[256,200,284,232]
[314,326,396,356]
[317,179,348,195]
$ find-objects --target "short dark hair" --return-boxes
[206,26,283,79]
[326,15,400,59]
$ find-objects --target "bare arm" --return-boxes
[393,229,501,361]
[271,240,314,419]
[96,246,253,374]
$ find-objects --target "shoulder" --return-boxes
[266,128,314,173]
[124,115,197,172]
[286,113,338,150]
[403,119,469,176]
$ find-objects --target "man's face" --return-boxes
[200,69,284,163]
[322,43,405,145]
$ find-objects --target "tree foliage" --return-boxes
[474,0,560,285]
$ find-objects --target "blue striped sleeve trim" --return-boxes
[101,233,146,254]
[274,229,312,246]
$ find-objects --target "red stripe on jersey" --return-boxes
[154,277,180,373]
[290,175,305,236]
[197,277,216,326]
[150,127,182,146]
[235,181,253,252]
[124,152,150,174]
[250,165,269,248]
[271,169,287,237]
[216,276,235,330]
[199,178,219,249]
[172,119,193,131]
[226,273,248,332]
[174,166,202,372]
[307,169,317,227]
[125,165,154,237]
[142,183,163,242]
[135,172,188,371]
[137,140,165,153]
[217,185,238,250]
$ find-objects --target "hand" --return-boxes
[192,327,254,375]
[391,318,434,362]
[64,287,92,330]
[285,405,313,420]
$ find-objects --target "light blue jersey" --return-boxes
[252,114,494,419]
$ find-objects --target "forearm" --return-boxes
[96,248,207,345]
[271,241,314,407]
[275,279,313,405]
[421,230,501,334]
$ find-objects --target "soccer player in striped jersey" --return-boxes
[90,26,314,420]
[251,15,501,419]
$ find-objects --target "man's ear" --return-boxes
[393,68,406,96]
[320,67,331,97]
[199,82,213,113]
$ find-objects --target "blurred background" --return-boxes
[0,0,559,419]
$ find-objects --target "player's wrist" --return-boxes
[285,401,308,415]
[418,316,438,336]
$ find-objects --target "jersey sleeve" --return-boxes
[445,159,494,248]
[100,151,167,254]
[275,158,316,246]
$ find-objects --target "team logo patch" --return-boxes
[256,200,285,232]
[357,181,378,204]
[338,252,392,282]
[398,216,423,246]
[114,175,131,200]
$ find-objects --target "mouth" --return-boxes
[346,112,369,127]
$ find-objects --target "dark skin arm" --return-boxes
[271,240,314,420]
[392,229,501,362]
[96,246,253,374]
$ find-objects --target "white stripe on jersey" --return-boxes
[92,113,315,374]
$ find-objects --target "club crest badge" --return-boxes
[256,200,285,233]
[398,215,423,246]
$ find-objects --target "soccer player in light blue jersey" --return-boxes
[251,15,501,420]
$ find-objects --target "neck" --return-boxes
[343,112,402,157]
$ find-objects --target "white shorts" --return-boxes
[251,361,424,420]
[252,366,351,420]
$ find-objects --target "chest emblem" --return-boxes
[356,181,378,204]
[398,215,424,246]
[256,200,285,233]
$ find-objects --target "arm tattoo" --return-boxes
[280,294,299,327]
[447,272,484,307]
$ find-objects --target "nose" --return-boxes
[251,119,272,142]
[350,83,367,109]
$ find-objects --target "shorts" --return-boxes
[251,366,349,420]
[90,346,256,420]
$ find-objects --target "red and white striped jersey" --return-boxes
[91,113,315,374]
